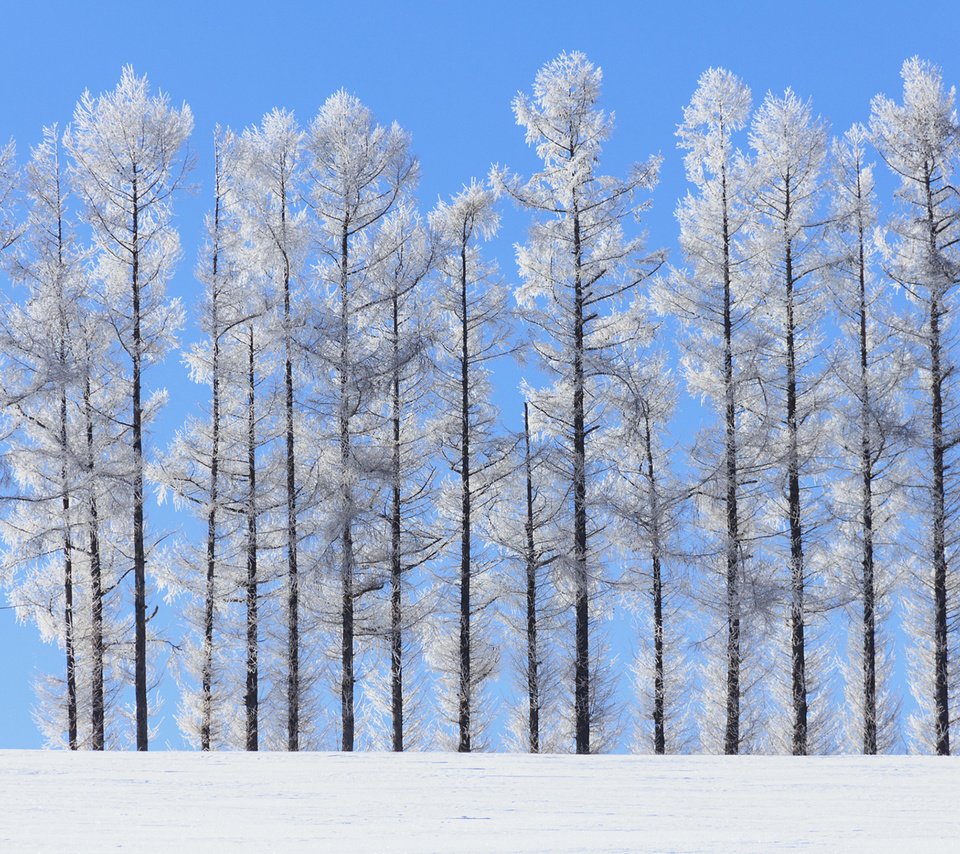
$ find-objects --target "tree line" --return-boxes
[1,52,958,756]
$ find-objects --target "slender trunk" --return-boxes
[56,177,77,750]
[784,179,808,756]
[855,175,877,755]
[200,166,223,752]
[61,384,77,751]
[282,185,300,753]
[84,370,105,750]
[458,231,472,753]
[245,325,259,751]
[131,173,149,751]
[524,403,540,754]
[924,170,950,756]
[390,289,404,752]
[571,197,590,755]
[340,222,355,752]
[720,161,742,756]
[643,407,665,755]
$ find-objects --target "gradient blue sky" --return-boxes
[1,0,959,748]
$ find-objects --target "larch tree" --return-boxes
[827,124,909,753]
[365,203,438,751]
[653,68,777,754]
[871,57,960,755]
[66,66,192,750]
[234,108,308,750]
[496,51,663,753]
[429,181,513,752]
[749,88,830,755]
[304,90,417,751]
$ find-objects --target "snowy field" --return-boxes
[2,751,958,852]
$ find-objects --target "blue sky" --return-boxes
[1,0,959,748]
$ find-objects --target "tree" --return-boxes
[749,88,830,755]
[67,67,192,750]
[235,108,308,750]
[871,57,960,755]
[497,51,662,753]
[429,181,512,752]
[304,91,417,751]
[653,68,779,754]
[367,203,438,751]
[826,124,909,753]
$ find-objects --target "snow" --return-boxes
[2,752,958,852]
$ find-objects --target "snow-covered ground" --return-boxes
[1,751,958,852]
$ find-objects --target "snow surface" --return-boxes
[1,751,958,852]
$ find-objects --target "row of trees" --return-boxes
[1,53,958,755]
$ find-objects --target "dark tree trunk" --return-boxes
[340,223,356,752]
[855,176,877,755]
[84,371,105,750]
[720,165,742,756]
[201,165,223,752]
[245,325,259,751]
[61,385,77,751]
[924,172,951,756]
[131,174,149,751]
[281,188,300,753]
[571,199,590,756]
[783,180,809,756]
[390,289,404,752]
[642,407,665,755]
[523,403,540,754]
[458,234,472,754]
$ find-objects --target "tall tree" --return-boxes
[871,57,960,755]
[749,88,829,755]
[654,68,777,754]
[67,66,192,750]
[430,181,512,752]
[827,124,909,753]
[235,108,306,750]
[497,51,663,753]
[305,91,417,751]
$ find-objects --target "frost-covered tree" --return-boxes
[66,66,192,750]
[0,140,19,253]
[606,353,693,755]
[234,108,308,750]
[871,57,960,755]
[0,126,128,750]
[749,89,830,755]
[366,204,438,751]
[827,124,909,753]
[496,51,663,753]
[153,130,265,749]
[653,68,778,754]
[304,91,417,751]
[428,181,512,752]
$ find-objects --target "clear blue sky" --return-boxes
[1,0,958,748]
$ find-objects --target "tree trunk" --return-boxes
[61,385,77,751]
[571,199,590,756]
[524,403,540,754]
[642,407,665,755]
[200,173,223,752]
[720,164,742,756]
[924,171,951,756]
[281,188,300,753]
[245,325,259,751]
[391,289,404,752]
[855,182,877,755]
[783,181,808,756]
[458,234,472,754]
[84,370,105,750]
[131,174,149,751]
[340,223,356,752]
